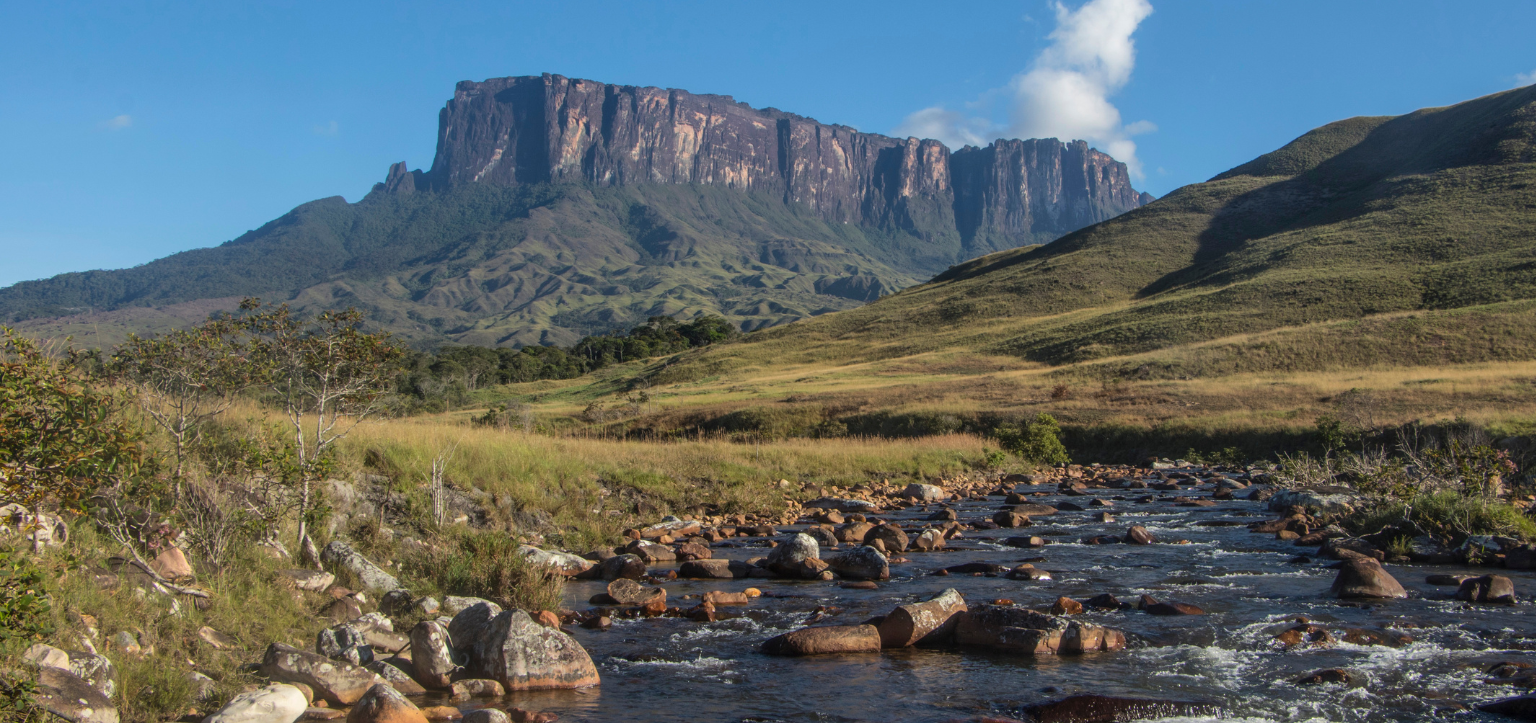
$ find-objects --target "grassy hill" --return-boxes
[480,84,1536,451]
[2,183,944,348]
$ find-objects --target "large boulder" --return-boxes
[828,546,889,580]
[203,683,308,723]
[1331,558,1407,599]
[678,559,751,579]
[1125,526,1155,545]
[365,659,426,696]
[877,588,967,648]
[954,606,1124,655]
[867,525,909,553]
[760,625,882,656]
[34,667,118,723]
[320,542,401,593]
[345,682,426,723]
[441,596,497,616]
[261,643,387,706]
[765,533,820,575]
[518,546,593,576]
[594,553,646,581]
[409,620,459,689]
[601,578,665,606]
[901,483,947,502]
[447,601,503,654]
[1480,693,1536,720]
[835,521,876,543]
[467,610,600,691]
[1268,488,1359,515]
[1457,575,1518,604]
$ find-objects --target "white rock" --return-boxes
[202,683,307,723]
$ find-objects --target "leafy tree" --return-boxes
[0,329,148,517]
[242,301,403,559]
[106,316,255,488]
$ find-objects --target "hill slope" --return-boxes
[659,83,1536,379]
[0,73,1149,347]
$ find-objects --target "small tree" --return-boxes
[0,329,148,522]
[993,413,1071,466]
[107,316,254,490]
[242,302,402,559]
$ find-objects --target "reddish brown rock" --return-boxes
[1331,558,1407,599]
[345,683,427,723]
[761,625,882,656]
[877,588,967,648]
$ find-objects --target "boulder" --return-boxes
[673,542,711,560]
[911,529,946,552]
[409,620,459,689]
[1268,488,1359,515]
[365,659,426,696]
[1337,627,1413,647]
[761,625,882,656]
[765,533,819,574]
[1011,503,1058,516]
[261,642,388,706]
[442,596,497,616]
[34,666,119,723]
[320,596,364,623]
[1022,695,1218,723]
[835,521,876,543]
[379,590,416,616]
[828,546,889,580]
[345,683,427,723]
[877,588,967,647]
[992,511,1032,528]
[202,683,308,723]
[518,546,593,576]
[1002,536,1046,548]
[601,578,665,606]
[953,606,1124,655]
[901,483,947,502]
[1051,597,1084,616]
[1125,526,1155,545]
[150,547,194,580]
[0,504,69,548]
[1480,694,1536,720]
[620,540,675,563]
[639,516,702,539]
[1083,593,1128,611]
[595,554,645,581]
[447,601,503,654]
[1294,668,1354,686]
[317,624,374,666]
[320,542,401,593]
[1457,575,1518,604]
[1331,558,1407,599]
[467,610,600,690]
[449,679,505,698]
[461,711,510,723]
[1006,565,1052,581]
[678,559,750,579]
[279,569,336,592]
[867,525,909,553]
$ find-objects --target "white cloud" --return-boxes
[313,120,339,136]
[98,114,132,130]
[1517,69,1536,87]
[893,0,1155,178]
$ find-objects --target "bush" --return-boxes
[0,547,51,722]
[993,413,1070,466]
[1343,490,1536,541]
[405,529,564,612]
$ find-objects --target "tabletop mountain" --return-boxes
[0,73,1149,348]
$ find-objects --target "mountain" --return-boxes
[649,82,1536,383]
[0,73,1150,348]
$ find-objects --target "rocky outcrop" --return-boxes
[384,74,1148,261]
[467,610,600,690]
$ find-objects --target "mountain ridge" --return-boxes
[0,73,1150,347]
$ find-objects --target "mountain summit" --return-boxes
[1,73,1149,347]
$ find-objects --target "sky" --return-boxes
[2,1,1534,288]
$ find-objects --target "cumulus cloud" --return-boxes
[893,0,1155,177]
[98,114,132,130]
[1518,69,1536,87]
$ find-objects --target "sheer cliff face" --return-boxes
[404,74,1148,262]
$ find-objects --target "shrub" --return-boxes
[1343,490,1536,541]
[993,413,1070,466]
[405,529,564,612]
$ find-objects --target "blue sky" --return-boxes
[2,0,1534,288]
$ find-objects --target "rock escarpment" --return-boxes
[383,73,1149,258]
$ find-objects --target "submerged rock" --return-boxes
[761,624,882,656]
[1294,668,1354,686]
[953,606,1124,655]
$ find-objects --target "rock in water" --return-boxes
[468,610,600,690]
[595,553,646,581]
[953,606,1124,655]
[767,533,819,569]
[1125,526,1155,545]
[409,620,459,689]
[1456,574,1518,604]
[1023,694,1217,723]
[1480,693,1536,720]
[1330,557,1407,599]
[603,578,666,606]
[203,683,308,723]
[828,546,889,580]
[878,588,967,647]
[34,667,119,723]
[345,682,427,723]
[761,625,882,656]
[868,524,909,553]
[446,601,503,654]
[902,483,947,501]
[261,643,388,706]
[320,542,401,593]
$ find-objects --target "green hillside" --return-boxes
[659,83,1536,378]
[2,183,945,347]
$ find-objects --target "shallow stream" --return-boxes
[446,480,1534,722]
